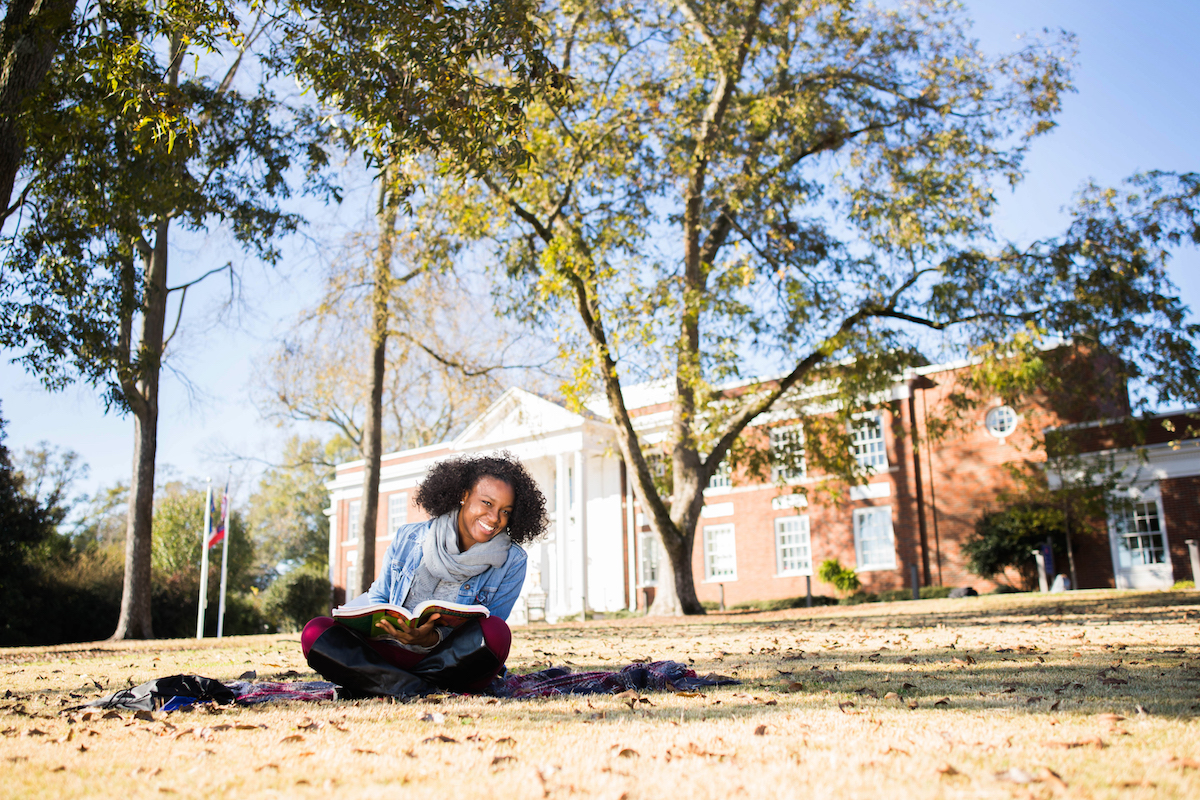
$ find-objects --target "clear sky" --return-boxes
[2,0,1197,505]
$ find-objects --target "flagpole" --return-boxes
[197,478,212,639]
[216,474,231,638]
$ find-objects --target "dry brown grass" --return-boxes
[2,588,1200,799]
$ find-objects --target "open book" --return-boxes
[332,599,490,638]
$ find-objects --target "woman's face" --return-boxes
[457,475,515,551]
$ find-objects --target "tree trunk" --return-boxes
[112,218,170,639]
[355,164,401,595]
[0,0,77,219]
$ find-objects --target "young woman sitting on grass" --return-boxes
[302,452,548,698]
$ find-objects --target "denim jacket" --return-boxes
[345,516,528,621]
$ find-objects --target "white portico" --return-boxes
[326,388,633,623]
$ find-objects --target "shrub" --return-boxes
[919,585,953,599]
[989,583,1021,594]
[731,595,837,611]
[963,503,1067,590]
[262,565,332,632]
[1172,580,1195,590]
[838,591,878,605]
[817,559,862,594]
[878,588,913,603]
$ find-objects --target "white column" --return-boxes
[575,449,589,616]
[555,452,569,616]
[625,463,638,610]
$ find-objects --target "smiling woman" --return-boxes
[300,452,548,699]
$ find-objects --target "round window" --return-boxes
[985,405,1018,438]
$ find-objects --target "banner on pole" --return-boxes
[206,484,228,549]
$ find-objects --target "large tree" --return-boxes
[280,0,559,593]
[0,3,322,637]
[431,0,1200,614]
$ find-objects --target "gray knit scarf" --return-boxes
[420,509,511,584]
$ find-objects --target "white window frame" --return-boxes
[1111,498,1168,569]
[703,523,737,581]
[775,515,812,576]
[985,405,1019,439]
[638,529,660,587]
[851,414,888,471]
[386,492,408,537]
[706,459,732,492]
[344,549,359,597]
[770,424,806,483]
[344,500,361,544]
[853,505,896,571]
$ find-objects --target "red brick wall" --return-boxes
[332,490,426,601]
[632,358,1112,607]
[1163,476,1200,584]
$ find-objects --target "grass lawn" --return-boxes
[2,589,1199,799]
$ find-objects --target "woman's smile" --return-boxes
[457,476,515,551]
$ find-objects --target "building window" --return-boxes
[345,500,361,542]
[344,550,358,596]
[707,459,732,490]
[775,515,812,576]
[703,523,737,580]
[1112,501,1167,568]
[853,506,896,571]
[985,405,1018,439]
[639,530,659,586]
[770,424,806,482]
[387,493,408,534]
[851,415,888,471]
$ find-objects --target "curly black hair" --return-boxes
[413,451,549,545]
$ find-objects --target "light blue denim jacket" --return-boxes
[345,516,528,621]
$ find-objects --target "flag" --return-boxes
[206,485,228,549]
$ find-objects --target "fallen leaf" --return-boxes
[419,712,445,724]
[675,691,703,698]
[352,748,378,755]
[754,725,768,736]
[1167,756,1200,770]
[994,767,1036,784]
[495,736,517,746]
[937,764,960,776]
[907,699,919,710]
[278,734,305,744]
[933,697,950,707]
[884,692,900,701]
[1038,767,1069,790]
[1043,737,1105,749]
[617,748,638,758]
[421,734,458,744]
[491,755,517,766]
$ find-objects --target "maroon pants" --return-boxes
[301,616,512,691]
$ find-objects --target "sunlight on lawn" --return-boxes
[1,590,1198,800]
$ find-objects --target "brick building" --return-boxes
[1048,409,1200,590]
[325,353,1195,621]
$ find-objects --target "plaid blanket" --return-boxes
[228,680,336,705]
[70,661,735,712]
[493,660,736,698]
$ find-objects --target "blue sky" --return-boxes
[2,0,1197,504]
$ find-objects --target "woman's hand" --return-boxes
[377,615,441,648]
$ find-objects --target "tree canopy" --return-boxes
[423,0,1199,613]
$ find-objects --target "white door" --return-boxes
[1108,488,1175,589]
